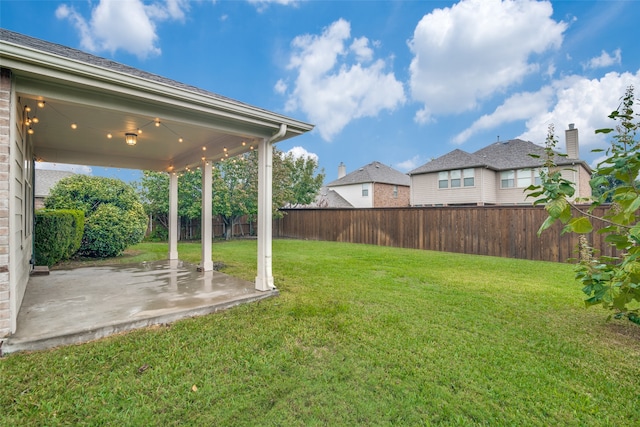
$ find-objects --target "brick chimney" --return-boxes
[338,162,346,179]
[565,123,579,159]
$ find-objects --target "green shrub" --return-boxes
[45,175,147,258]
[34,209,84,266]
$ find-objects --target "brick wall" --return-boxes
[373,183,410,207]
[0,68,11,337]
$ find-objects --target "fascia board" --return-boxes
[1,41,314,136]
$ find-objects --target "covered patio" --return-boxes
[0,29,313,345]
[3,260,277,354]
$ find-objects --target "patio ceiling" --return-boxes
[2,29,313,172]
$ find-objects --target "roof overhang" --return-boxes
[1,34,313,172]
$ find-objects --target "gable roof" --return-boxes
[34,169,75,198]
[327,161,410,187]
[409,139,591,175]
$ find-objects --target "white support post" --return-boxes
[168,172,179,260]
[255,137,275,291]
[200,161,213,271]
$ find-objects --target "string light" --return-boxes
[37,100,45,108]
[70,123,78,130]
[107,133,113,139]
[28,127,34,135]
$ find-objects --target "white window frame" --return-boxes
[438,171,448,189]
[362,183,369,197]
[450,169,461,188]
[463,168,475,187]
[501,170,515,188]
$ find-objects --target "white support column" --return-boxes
[200,161,213,271]
[255,137,275,291]
[168,172,179,260]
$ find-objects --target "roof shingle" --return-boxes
[327,161,410,187]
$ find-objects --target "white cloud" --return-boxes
[36,162,93,174]
[584,49,622,69]
[247,0,301,12]
[408,0,566,123]
[453,88,555,144]
[283,19,406,141]
[517,70,640,154]
[287,146,319,162]
[350,37,374,62]
[454,70,640,155]
[56,0,191,59]
[274,79,288,94]
[396,155,425,172]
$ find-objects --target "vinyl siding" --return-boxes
[7,80,33,335]
[331,183,373,208]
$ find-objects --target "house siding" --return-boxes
[331,183,373,208]
[411,168,495,206]
[10,88,33,335]
[411,166,591,206]
[0,69,11,337]
[373,183,409,207]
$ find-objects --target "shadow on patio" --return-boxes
[2,260,278,354]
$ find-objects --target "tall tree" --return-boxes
[137,147,324,240]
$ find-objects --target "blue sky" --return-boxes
[2,0,640,183]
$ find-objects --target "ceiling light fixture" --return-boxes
[155,118,161,127]
[125,132,138,146]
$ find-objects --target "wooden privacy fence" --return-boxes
[274,206,619,263]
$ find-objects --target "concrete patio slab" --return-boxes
[2,260,278,354]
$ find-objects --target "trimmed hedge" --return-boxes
[34,209,85,266]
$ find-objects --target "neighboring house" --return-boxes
[409,125,592,206]
[34,169,75,209]
[324,161,411,208]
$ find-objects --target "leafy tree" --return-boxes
[45,175,147,258]
[528,86,640,325]
[138,170,202,239]
[283,150,326,208]
[137,148,324,240]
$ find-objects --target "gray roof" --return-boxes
[327,161,410,187]
[35,169,75,198]
[308,187,354,208]
[409,139,590,175]
[0,28,246,108]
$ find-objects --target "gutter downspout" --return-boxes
[255,124,287,291]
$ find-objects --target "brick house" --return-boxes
[321,161,410,208]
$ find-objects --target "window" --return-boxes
[517,168,532,188]
[450,169,461,188]
[362,183,369,197]
[501,170,515,188]
[463,168,475,187]
[438,171,448,189]
[534,168,546,186]
[393,185,398,198]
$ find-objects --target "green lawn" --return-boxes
[1,240,639,426]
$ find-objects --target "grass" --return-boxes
[2,239,639,426]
